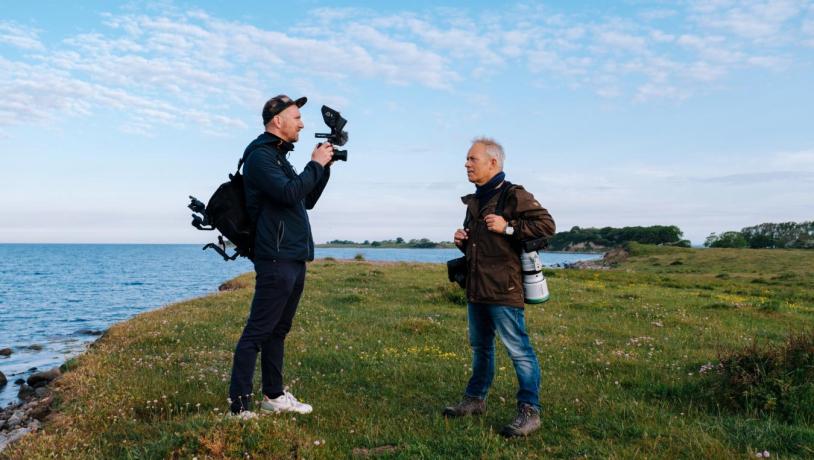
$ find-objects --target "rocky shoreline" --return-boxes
[0,367,60,452]
[0,333,105,453]
[560,246,629,270]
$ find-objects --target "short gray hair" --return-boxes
[472,137,505,169]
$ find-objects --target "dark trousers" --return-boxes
[229,259,305,413]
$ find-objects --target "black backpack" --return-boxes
[187,154,255,261]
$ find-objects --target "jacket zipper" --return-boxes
[276,221,285,252]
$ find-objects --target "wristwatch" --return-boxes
[504,226,515,236]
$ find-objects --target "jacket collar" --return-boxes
[461,192,498,219]
[261,131,295,154]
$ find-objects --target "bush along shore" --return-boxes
[2,244,814,458]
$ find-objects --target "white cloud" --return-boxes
[634,83,689,102]
[685,61,728,81]
[640,9,679,21]
[0,2,811,133]
[0,9,464,132]
[771,149,814,168]
[698,171,814,184]
[802,8,814,46]
[0,20,43,50]
[746,55,790,68]
[340,23,458,88]
[690,0,804,42]
[596,29,647,53]
[650,30,676,42]
[0,55,246,132]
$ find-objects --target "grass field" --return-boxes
[5,244,814,459]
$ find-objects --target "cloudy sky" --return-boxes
[1,0,812,245]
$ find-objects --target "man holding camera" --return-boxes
[444,138,555,437]
[228,95,335,415]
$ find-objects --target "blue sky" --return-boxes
[1,0,812,245]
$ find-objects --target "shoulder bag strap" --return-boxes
[494,182,517,218]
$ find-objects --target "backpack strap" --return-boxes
[494,182,517,219]
[497,183,523,253]
[462,182,517,229]
[237,144,267,175]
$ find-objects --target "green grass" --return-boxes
[7,247,814,459]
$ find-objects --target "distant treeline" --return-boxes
[705,221,814,249]
[547,225,689,251]
[323,237,454,249]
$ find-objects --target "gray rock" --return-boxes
[0,426,32,453]
[76,329,104,336]
[0,348,11,356]
[26,396,52,421]
[27,368,60,388]
[13,378,24,385]
[17,384,34,400]
[34,387,49,398]
[6,410,24,429]
[0,370,6,387]
[26,344,43,351]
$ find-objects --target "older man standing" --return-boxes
[444,138,555,437]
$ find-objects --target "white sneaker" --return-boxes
[261,391,313,414]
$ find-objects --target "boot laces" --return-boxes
[511,405,534,428]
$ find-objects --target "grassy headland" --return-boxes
[317,238,456,249]
[5,245,814,458]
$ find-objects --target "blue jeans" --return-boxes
[464,303,541,409]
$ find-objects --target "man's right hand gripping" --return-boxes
[311,142,334,166]
[454,228,469,248]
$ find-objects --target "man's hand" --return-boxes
[454,228,469,247]
[312,142,334,166]
[484,214,508,234]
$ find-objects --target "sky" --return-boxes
[1,0,812,246]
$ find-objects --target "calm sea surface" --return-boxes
[0,244,600,407]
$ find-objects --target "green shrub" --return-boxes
[60,357,80,373]
[756,298,783,312]
[700,331,814,424]
[445,290,467,306]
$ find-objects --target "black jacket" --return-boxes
[242,132,330,261]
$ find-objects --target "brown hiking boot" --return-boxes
[443,395,486,417]
[500,403,540,437]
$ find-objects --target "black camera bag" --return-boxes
[187,154,255,261]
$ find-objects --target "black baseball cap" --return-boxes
[262,95,307,125]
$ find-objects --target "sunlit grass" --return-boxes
[6,247,814,459]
